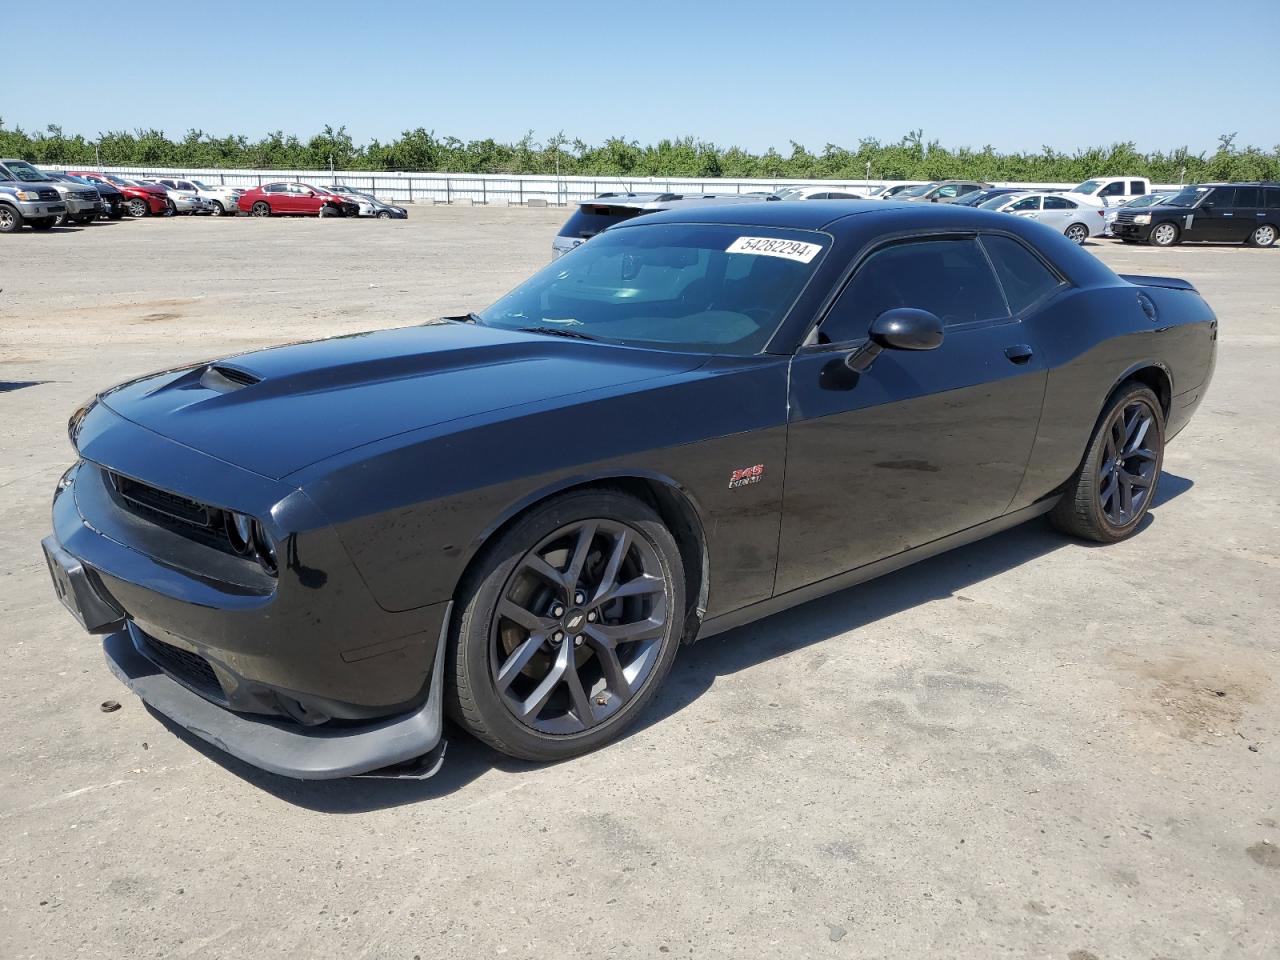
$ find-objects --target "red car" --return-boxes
[67,172,171,217]
[237,182,359,217]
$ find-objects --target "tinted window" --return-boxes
[820,238,1008,342]
[1267,189,1280,209]
[1100,181,1126,196]
[1009,197,1041,211]
[1044,196,1075,209]
[981,235,1062,314]
[806,192,828,200]
[935,185,959,198]
[264,183,286,193]
[1208,187,1234,207]
[558,204,647,239]
[1130,181,1146,195]
[1234,187,1259,207]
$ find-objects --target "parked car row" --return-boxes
[0,162,409,234]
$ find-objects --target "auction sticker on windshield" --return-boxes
[726,236,823,263]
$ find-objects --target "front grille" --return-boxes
[73,190,98,201]
[142,635,223,699]
[1115,211,1136,223]
[38,188,60,201]
[111,472,211,527]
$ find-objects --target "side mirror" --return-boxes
[846,308,944,372]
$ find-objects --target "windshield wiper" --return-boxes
[442,312,485,324]
[516,326,601,342]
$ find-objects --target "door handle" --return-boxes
[1004,344,1034,364]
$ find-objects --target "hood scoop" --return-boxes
[200,363,263,392]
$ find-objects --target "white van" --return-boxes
[1070,176,1153,207]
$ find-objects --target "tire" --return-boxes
[107,207,124,221]
[1148,222,1179,247]
[210,201,225,217]
[127,197,149,218]
[0,204,23,233]
[164,199,177,217]
[318,203,340,218]
[447,490,686,762]
[376,210,392,219]
[53,210,69,227]
[1064,223,1089,245]
[250,201,271,217]
[28,217,56,231]
[1050,382,1165,543]
[1247,223,1277,248]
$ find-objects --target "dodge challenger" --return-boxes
[42,201,1217,780]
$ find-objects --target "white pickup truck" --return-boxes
[1069,176,1154,207]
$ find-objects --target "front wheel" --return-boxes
[1050,382,1164,543]
[1064,223,1089,245]
[1248,224,1277,247]
[1148,222,1179,247]
[250,201,271,217]
[376,210,392,219]
[210,201,225,217]
[0,205,25,232]
[318,203,341,217]
[447,490,686,762]
[28,217,56,231]
[127,198,149,218]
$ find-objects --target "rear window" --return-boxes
[1267,189,1280,209]
[558,204,647,239]
[981,235,1063,314]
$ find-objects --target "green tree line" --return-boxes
[3,121,1277,182]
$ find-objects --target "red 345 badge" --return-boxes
[728,463,764,489]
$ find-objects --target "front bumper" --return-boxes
[43,404,451,779]
[8,198,66,218]
[1110,222,1153,241]
[62,196,100,216]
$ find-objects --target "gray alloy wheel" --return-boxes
[210,201,225,216]
[250,201,271,217]
[128,197,149,218]
[164,199,177,216]
[376,210,392,219]
[1149,222,1179,247]
[53,210,69,227]
[1249,224,1277,247]
[1050,382,1164,543]
[0,206,23,232]
[1064,223,1089,245]
[447,490,685,761]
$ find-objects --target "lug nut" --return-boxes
[552,605,564,617]
[587,611,598,622]
[573,635,583,647]
[551,631,563,644]
[575,591,586,605]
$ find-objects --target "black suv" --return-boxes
[1111,182,1280,247]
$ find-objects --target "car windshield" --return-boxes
[105,176,131,186]
[952,191,993,206]
[979,194,1019,210]
[1071,179,1104,194]
[478,223,827,356]
[3,160,52,181]
[893,183,935,198]
[1165,186,1211,207]
[1126,194,1167,208]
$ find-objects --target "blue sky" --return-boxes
[5,0,1277,154]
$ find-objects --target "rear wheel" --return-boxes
[0,205,24,233]
[1064,222,1089,245]
[1148,222,1179,247]
[1050,382,1164,543]
[447,490,685,762]
[250,201,271,217]
[1248,224,1277,247]
[127,197,149,218]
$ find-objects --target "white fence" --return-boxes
[41,165,1186,205]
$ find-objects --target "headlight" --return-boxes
[224,512,279,575]
[225,511,254,553]
[1133,214,1152,225]
[67,397,97,450]
[251,521,278,575]
[14,189,40,201]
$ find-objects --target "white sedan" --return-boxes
[979,191,1107,244]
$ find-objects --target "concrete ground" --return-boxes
[0,210,1276,960]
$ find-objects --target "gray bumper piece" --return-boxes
[103,603,451,780]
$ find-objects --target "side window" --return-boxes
[1010,197,1041,211]
[819,238,1008,342]
[1130,181,1146,195]
[1208,187,1234,207]
[806,192,828,200]
[1266,189,1280,209]
[936,185,959,198]
[1100,181,1125,197]
[980,235,1063,315]
[1234,187,1259,207]
[264,183,285,193]
[1044,196,1074,209]
[0,163,14,182]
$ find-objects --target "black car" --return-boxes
[952,187,1034,207]
[1110,182,1280,247]
[42,201,1217,780]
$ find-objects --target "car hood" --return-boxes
[98,322,706,479]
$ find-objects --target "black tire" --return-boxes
[127,197,149,218]
[1247,223,1277,248]
[164,199,177,217]
[0,204,23,233]
[1050,382,1165,543]
[210,201,225,217]
[376,210,392,219]
[53,210,69,227]
[1148,222,1180,247]
[318,203,341,218]
[28,217,56,231]
[250,201,271,217]
[447,490,686,762]
[1064,222,1089,245]
[107,207,124,221]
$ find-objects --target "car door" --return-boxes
[1038,195,1074,232]
[775,233,1048,593]
[1007,195,1043,222]
[1190,187,1236,241]
[1229,186,1261,242]
[1098,180,1127,206]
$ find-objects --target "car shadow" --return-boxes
[168,472,1193,812]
